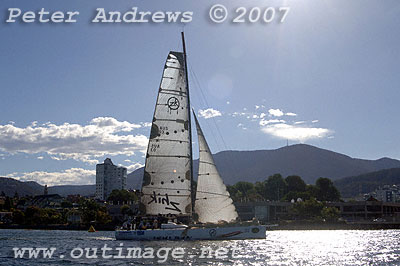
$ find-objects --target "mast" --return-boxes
[181,31,195,218]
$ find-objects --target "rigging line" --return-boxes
[195,190,230,197]
[142,187,191,192]
[190,96,222,153]
[189,64,229,151]
[188,66,223,152]
[176,33,182,52]
[188,65,239,189]
[189,67,217,141]
[195,197,229,200]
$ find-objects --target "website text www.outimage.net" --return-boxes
[12,244,241,263]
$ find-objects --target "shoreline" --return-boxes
[270,223,400,230]
[0,224,115,231]
[2,222,400,231]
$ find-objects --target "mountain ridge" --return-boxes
[2,144,400,197]
[334,168,400,198]
[127,143,400,189]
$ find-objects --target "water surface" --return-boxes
[1,229,400,265]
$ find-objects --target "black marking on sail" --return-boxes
[142,171,151,186]
[150,124,159,139]
[185,170,191,180]
[167,97,180,110]
[185,203,192,214]
[147,191,182,213]
[169,51,185,66]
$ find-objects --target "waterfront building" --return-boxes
[235,201,291,223]
[95,158,127,200]
[367,185,400,202]
[234,200,400,223]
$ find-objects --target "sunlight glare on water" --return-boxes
[232,230,400,265]
[1,229,400,265]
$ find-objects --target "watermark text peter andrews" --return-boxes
[4,5,290,25]
[4,7,193,24]
[13,244,241,263]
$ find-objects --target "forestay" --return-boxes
[141,52,192,216]
[193,112,238,223]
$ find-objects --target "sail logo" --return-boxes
[209,229,217,237]
[148,191,181,213]
[167,97,180,110]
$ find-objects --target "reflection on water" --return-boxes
[1,229,400,265]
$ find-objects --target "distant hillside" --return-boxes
[0,177,43,197]
[0,177,95,197]
[127,144,400,188]
[127,168,144,190]
[3,144,400,196]
[48,185,95,197]
[334,168,400,198]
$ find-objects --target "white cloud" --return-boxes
[90,117,141,132]
[0,117,149,164]
[37,156,44,160]
[268,109,284,117]
[259,119,286,126]
[260,113,266,119]
[6,168,96,186]
[294,121,305,125]
[232,112,246,117]
[312,120,319,123]
[141,122,152,127]
[268,109,297,117]
[237,123,247,130]
[124,162,144,172]
[198,108,222,119]
[286,112,297,117]
[226,101,230,105]
[261,123,332,142]
[255,105,260,109]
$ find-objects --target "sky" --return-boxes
[0,0,399,186]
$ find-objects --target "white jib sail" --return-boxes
[193,112,238,223]
[141,52,192,216]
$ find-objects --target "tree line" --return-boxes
[227,174,341,203]
[0,190,139,227]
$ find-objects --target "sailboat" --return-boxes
[115,32,266,240]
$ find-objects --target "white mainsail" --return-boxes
[193,112,238,223]
[141,52,192,216]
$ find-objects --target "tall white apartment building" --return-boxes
[96,158,127,200]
